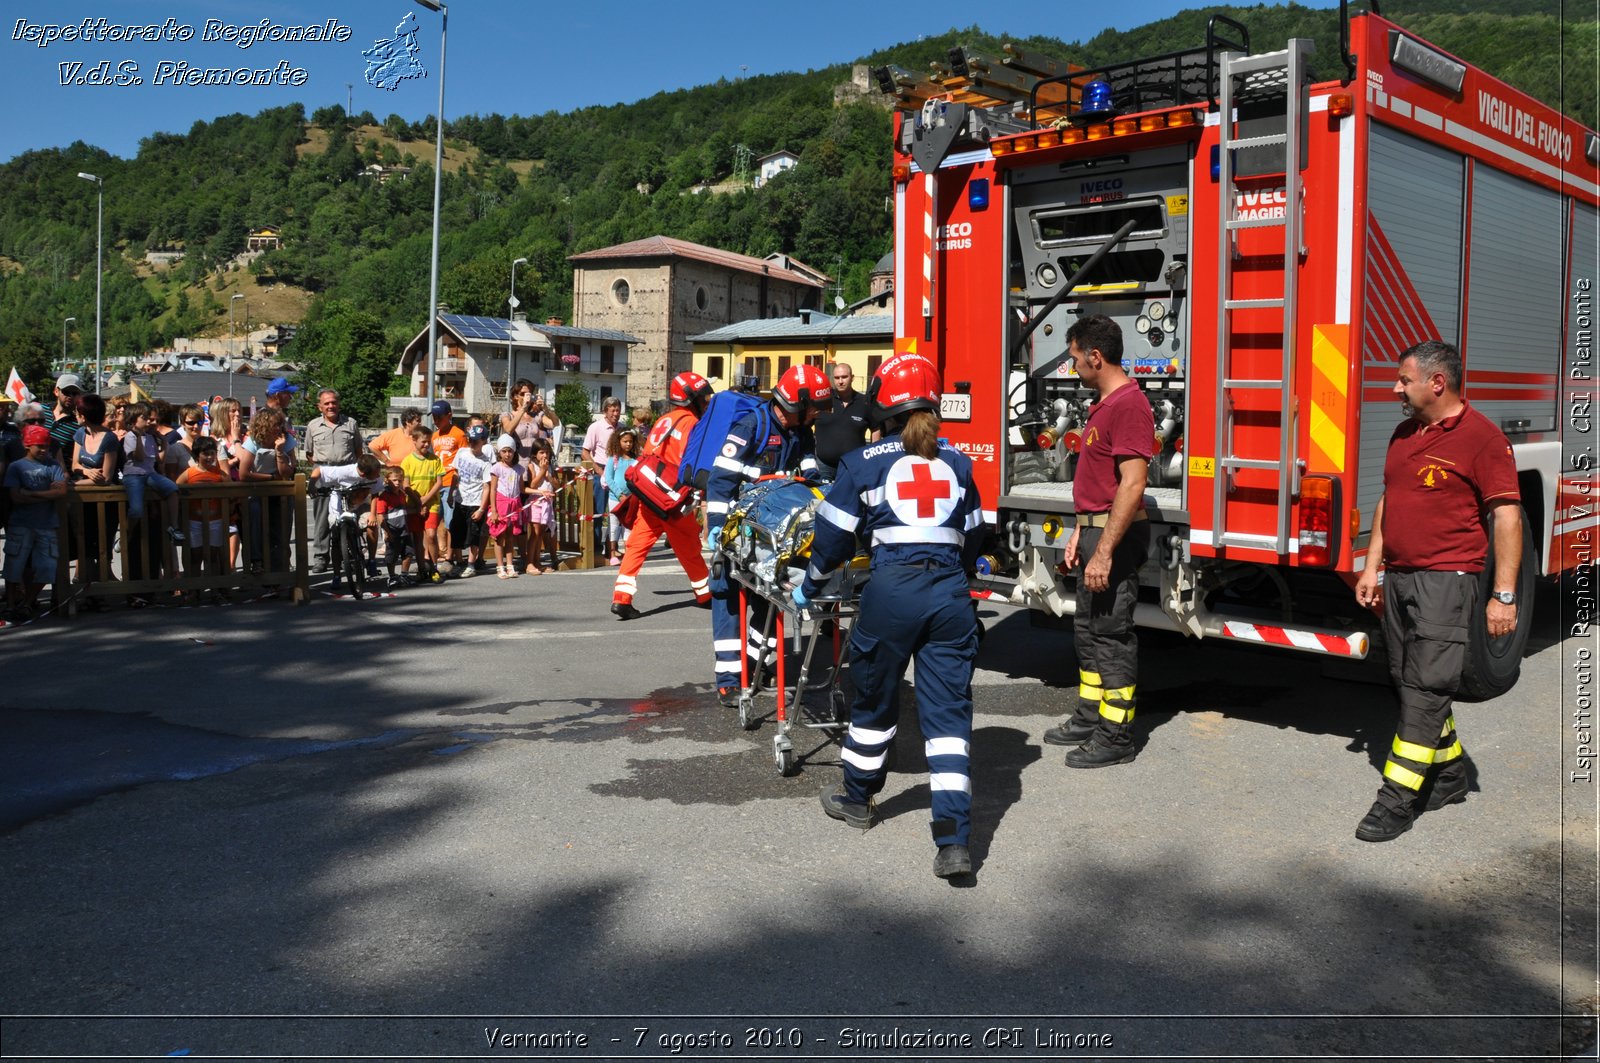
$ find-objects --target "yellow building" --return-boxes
[689,312,893,395]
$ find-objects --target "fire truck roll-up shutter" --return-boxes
[1464,163,1564,438]
[1359,124,1465,521]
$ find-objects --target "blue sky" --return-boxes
[1,0,1340,163]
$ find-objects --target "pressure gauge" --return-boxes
[1037,263,1059,288]
[1147,302,1167,322]
[1134,315,1152,334]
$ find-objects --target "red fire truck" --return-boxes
[876,1,1597,697]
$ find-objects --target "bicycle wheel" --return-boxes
[341,520,366,599]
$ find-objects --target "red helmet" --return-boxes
[869,352,941,423]
[669,371,713,414]
[771,364,833,418]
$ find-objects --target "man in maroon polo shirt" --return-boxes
[1045,314,1155,768]
[1354,339,1521,842]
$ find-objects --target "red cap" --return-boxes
[22,424,50,447]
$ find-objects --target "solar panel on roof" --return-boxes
[444,314,513,341]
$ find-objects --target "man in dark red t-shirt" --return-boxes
[1353,340,1521,842]
[1046,315,1155,768]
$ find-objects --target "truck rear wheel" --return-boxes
[1457,506,1535,702]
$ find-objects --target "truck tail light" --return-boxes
[892,161,911,182]
[1298,475,1340,567]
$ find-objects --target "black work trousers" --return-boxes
[1376,568,1473,810]
[1067,521,1150,749]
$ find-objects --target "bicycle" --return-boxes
[320,481,378,599]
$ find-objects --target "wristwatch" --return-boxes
[1490,590,1517,605]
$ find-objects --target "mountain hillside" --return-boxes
[0,1,1590,422]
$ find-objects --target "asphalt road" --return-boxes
[1,555,1594,1061]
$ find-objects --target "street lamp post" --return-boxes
[62,316,75,373]
[508,255,527,399]
[415,0,448,405]
[230,294,245,362]
[76,172,102,393]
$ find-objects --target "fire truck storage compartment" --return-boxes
[1006,144,1192,508]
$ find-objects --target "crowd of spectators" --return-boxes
[0,374,627,619]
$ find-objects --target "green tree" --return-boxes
[0,323,53,399]
[553,380,591,432]
[284,299,395,426]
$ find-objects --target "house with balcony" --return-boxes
[246,226,281,252]
[393,313,638,427]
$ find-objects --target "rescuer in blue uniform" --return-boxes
[793,353,985,880]
[706,363,832,705]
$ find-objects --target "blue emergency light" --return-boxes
[1080,79,1115,117]
[968,177,990,211]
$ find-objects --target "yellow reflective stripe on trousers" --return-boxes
[1440,716,1457,738]
[1434,739,1463,764]
[1099,686,1135,724]
[1079,669,1104,703]
[1383,760,1426,791]
[1391,736,1437,765]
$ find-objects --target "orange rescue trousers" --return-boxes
[611,508,711,606]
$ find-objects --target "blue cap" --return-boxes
[430,399,452,417]
[467,424,489,441]
[266,378,299,395]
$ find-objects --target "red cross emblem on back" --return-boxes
[895,461,953,518]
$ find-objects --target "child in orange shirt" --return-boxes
[176,436,231,590]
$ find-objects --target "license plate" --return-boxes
[940,393,971,421]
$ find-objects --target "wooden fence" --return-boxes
[27,467,602,618]
[550,467,598,570]
[54,476,311,613]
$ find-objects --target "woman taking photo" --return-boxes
[500,379,557,462]
[792,354,985,882]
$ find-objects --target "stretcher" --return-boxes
[715,477,866,776]
[728,564,865,776]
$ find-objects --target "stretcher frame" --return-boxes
[728,566,864,776]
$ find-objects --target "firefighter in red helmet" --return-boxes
[704,363,830,704]
[610,372,715,620]
[795,353,985,880]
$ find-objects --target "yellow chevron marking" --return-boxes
[1310,325,1350,473]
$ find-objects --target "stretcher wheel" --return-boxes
[773,734,796,776]
[739,694,759,731]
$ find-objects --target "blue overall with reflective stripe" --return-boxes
[705,407,814,690]
[803,436,985,847]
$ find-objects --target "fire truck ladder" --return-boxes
[1211,39,1312,556]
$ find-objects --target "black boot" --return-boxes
[819,782,873,829]
[933,844,972,879]
[1043,719,1096,746]
[611,602,641,621]
[1424,766,1469,811]
[1065,738,1136,768]
[1355,798,1416,842]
